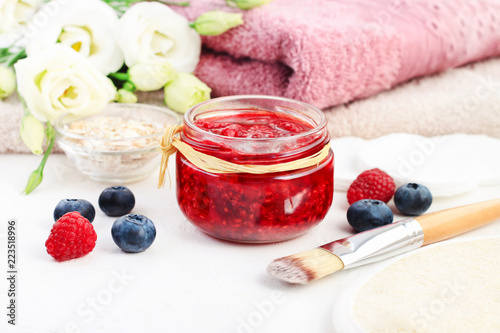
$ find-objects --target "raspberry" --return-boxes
[347,168,395,205]
[45,212,97,262]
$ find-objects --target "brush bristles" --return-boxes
[267,248,344,284]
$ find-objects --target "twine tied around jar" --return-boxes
[157,124,331,188]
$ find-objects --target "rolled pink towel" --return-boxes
[175,0,500,108]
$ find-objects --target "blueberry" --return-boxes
[54,199,96,223]
[98,186,135,217]
[347,199,394,232]
[394,183,433,216]
[111,214,156,253]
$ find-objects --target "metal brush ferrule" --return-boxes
[320,219,424,269]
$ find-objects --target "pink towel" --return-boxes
[174,0,500,109]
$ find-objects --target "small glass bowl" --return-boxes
[55,103,180,183]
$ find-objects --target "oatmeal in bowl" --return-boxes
[55,103,180,183]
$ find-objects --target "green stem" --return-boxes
[108,72,130,81]
[17,91,30,117]
[102,0,189,14]
[7,49,26,67]
[122,81,136,92]
[40,123,55,171]
[225,0,235,7]
[159,1,190,6]
[23,123,55,195]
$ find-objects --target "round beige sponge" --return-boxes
[332,237,500,333]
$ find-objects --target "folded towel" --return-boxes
[324,57,500,139]
[175,0,500,109]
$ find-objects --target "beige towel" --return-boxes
[325,57,500,139]
[2,58,500,154]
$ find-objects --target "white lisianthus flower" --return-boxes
[117,2,201,73]
[0,0,42,34]
[128,60,176,92]
[15,44,116,124]
[24,0,123,75]
[164,72,211,114]
[0,65,16,98]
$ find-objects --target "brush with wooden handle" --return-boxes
[267,198,500,284]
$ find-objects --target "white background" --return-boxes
[1,153,499,333]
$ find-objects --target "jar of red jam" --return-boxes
[175,96,334,243]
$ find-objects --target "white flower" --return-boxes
[0,0,41,34]
[117,2,201,73]
[128,60,176,92]
[24,0,123,75]
[164,72,211,114]
[15,44,116,124]
[0,65,16,98]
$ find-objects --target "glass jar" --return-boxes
[176,96,334,243]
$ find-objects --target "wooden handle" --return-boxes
[416,198,500,246]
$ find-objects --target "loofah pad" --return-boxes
[332,237,500,333]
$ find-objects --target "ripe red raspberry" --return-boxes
[45,212,97,262]
[347,168,396,205]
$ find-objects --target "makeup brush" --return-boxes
[267,198,500,284]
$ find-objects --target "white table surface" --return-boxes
[1,154,499,333]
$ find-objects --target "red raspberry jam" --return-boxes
[176,96,334,243]
[194,113,312,138]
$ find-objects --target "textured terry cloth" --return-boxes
[173,0,500,109]
[2,57,500,154]
[325,57,500,138]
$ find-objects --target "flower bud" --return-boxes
[128,61,176,91]
[19,115,46,155]
[164,73,211,114]
[0,65,16,99]
[191,11,243,36]
[115,89,138,103]
[226,0,273,10]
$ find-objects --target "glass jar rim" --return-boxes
[183,95,327,144]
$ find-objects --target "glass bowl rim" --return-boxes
[54,103,181,142]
